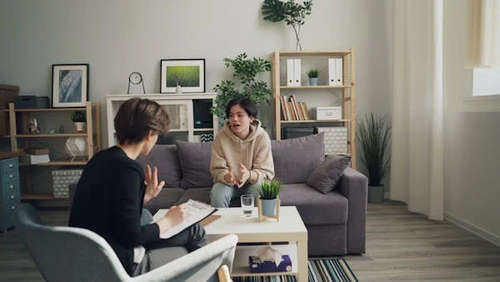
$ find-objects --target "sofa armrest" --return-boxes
[339,167,368,253]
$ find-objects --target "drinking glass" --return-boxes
[240,194,254,217]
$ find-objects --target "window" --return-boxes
[473,68,500,97]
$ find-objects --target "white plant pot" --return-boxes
[74,122,86,132]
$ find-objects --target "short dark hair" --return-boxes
[114,98,169,145]
[225,98,258,119]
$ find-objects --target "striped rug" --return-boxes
[232,258,358,282]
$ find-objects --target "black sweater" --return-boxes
[69,146,159,275]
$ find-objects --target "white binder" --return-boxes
[287,59,294,86]
[294,59,301,86]
[335,58,343,86]
[328,58,336,86]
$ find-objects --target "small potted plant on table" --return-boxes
[256,179,282,221]
[71,111,87,132]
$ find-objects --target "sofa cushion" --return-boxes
[176,187,212,204]
[271,133,325,184]
[137,145,182,188]
[307,155,351,194]
[176,141,214,189]
[280,183,348,225]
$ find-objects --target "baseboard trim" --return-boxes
[444,212,500,247]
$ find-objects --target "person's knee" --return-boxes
[210,183,233,208]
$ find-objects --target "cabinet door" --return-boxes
[155,100,194,142]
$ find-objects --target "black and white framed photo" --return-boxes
[160,59,205,93]
[52,64,89,108]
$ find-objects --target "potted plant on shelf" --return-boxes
[212,53,272,121]
[71,111,87,132]
[356,113,392,203]
[262,0,313,51]
[307,69,318,86]
[255,179,282,218]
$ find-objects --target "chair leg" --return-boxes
[217,265,232,282]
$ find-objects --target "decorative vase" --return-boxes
[309,77,318,86]
[368,185,384,203]
[74,122,86,132]
[175,85,182,94]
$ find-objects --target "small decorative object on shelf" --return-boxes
[27,118,41,134]
[71,111,86,132]
[65,137,88,161]
[256,179,282,222]
[127,71,146,94]
[307,68,319,86]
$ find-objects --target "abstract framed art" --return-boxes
[160,59,205,93]
[52,64,89,108]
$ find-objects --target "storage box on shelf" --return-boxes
[52,169,83,198]
[106,94,219,147]
[0,101,101,201]
[272,50,356,168]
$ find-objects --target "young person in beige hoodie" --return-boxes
[210,98,275,208]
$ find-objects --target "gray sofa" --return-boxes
[138,133,368,256]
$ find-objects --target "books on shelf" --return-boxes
[21,154,50,164]
[280,95,311,121]
[24,147,49,155]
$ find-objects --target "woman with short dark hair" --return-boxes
[70,98,208,276]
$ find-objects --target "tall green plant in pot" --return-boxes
[356,114,392,203]
[211,53,272,121]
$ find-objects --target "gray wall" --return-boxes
[0,0,392,144]
[443,0,500,244]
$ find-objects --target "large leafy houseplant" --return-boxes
[356,114,391,202]
[262,0,313,51]
[212,53,272,120]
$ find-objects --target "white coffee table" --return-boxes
[154,206,308,281]
[204,206,308,282]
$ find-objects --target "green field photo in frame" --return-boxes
[160,59,205,93]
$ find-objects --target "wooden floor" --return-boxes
[1,201,499,281]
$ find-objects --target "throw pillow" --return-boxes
[307,154,351,194]
[271,133,325,184]
[176,140,214,188]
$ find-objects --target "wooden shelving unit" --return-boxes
[272,49,356,168]
[2,101,101,201]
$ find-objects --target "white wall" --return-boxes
[443,0,500,244]
[0,0,392,145]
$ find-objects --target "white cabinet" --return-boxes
[106,94,218,147]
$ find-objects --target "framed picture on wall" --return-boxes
[52,64,89,108]
[160,59,205,93]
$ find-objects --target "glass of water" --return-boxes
[240,194,254,217]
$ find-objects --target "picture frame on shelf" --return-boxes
[160,59,205,93]
[52,64,89,108]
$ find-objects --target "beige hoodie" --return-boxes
[210,119,274,185]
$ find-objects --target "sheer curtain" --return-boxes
[465,0,500,68]
[390,0,444,220]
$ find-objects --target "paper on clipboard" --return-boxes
[155,199,217,239]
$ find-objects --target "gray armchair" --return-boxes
[14,203,237,282]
